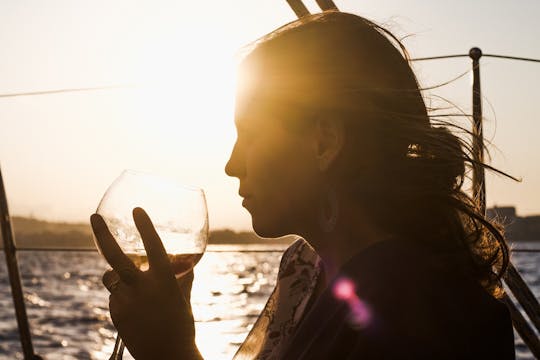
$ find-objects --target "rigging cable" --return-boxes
[0,54,537,99]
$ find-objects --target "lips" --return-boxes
[239,188,251,198]
[240,193,253,208]
[239,186,252,207]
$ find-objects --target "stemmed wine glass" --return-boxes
[94,170,208,359]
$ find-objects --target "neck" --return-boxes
[301,202,392,281]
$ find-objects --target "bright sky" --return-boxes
[0,0,539,231]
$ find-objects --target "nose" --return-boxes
[225,141,244,179]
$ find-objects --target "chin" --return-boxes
[251,218,291,239]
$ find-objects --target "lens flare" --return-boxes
[333,277,356,300]
[332,277,372,329]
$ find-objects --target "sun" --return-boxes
[128,28,239,157]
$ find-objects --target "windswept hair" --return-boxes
[239,11,511,298]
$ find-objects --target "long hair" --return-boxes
[238,11,510,298]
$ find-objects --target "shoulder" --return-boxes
[341,237,507,324]
[283,237,515,359]
[336,238,515,358]
[277,236,320,278]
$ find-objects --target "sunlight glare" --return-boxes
[129,28,238,158]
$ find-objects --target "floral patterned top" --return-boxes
[233,237,322,360]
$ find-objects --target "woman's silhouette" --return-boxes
[91,11,515,359]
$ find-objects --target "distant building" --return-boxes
[486,206,516,221]
[487,206,540,242]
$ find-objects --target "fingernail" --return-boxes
[90,214,103,229]
[133,207,148,220]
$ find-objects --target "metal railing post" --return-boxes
[315,0,338,11]
[0,165,41,359]
[286,0,310,18]
[469,47,486,214]
[468,46,540,358]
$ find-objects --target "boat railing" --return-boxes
[6,246,540,253]
[2,1,540,358]
[407,43,540,360]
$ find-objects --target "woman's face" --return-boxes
[225,92,321,238]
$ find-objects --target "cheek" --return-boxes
[250,134,313,192]
[246,133,319,231]
[247,150,288,196]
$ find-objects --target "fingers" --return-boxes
[108,294,123,327]
[103,269,121,292]
[91,214,139,284]
[104,270,134,307]
[132,207,171,276]
[177,270,194,303]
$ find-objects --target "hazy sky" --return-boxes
[1,0,539,230]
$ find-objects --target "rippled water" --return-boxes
[0,245,284,360]
[0,243,538,359]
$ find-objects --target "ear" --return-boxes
[314,117,344,172]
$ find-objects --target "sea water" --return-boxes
[0,243,538,360]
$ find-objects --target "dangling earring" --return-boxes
[319,186,339,233]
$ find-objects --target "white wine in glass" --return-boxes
[94,170,209,359]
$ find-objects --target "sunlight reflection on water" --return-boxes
[191,249,281,360]
[0,245,284,360]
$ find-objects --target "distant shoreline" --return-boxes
[2,216,294,250]
[2,212,539,250]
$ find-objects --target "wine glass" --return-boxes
[94,170,208,359]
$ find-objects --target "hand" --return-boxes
[91,207,203,360]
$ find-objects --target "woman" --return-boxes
[91,11,515,359]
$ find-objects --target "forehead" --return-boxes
[234,88,307,132]
[235,96,312,139]
[236,71,322,131]
[234,93,270,132]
